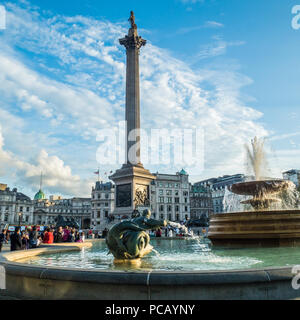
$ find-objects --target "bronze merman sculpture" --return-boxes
[106,209,167,260]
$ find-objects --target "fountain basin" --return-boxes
[0,240,300,300]
[230,180,292,197]
[208,209,300,247]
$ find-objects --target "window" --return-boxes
[166,190,172,196]
[105,211,108,218]
[159,205,164,212]
[26,207,30,212]
[159,190,163,195]
[167,197,172,203]
[168,205,172,212]
[168,214,172,221]
[175,190,179,196]
[175,197,179,203]
[97,211,100,218]
[159,197,164,203]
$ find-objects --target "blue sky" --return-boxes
[0,0,299,198]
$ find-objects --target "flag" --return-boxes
[94,170,99,175]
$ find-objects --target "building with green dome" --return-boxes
[179,168,188,175]
[34,189,46,201]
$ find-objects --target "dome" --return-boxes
[179,168,188,175]
[34,189,46,200]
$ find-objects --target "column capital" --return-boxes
[119,12,146,51]
[119,31,146,51]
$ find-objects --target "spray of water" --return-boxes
[245,137,269,180]
[168,221,189,235]
[223,136,300,212]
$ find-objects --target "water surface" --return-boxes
[20,239,300,272]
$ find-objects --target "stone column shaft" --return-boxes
[120,27,146,166]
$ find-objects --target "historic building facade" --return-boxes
[0,184,34,230]
[33,189,91,229]
[91,181,115,230]
[150,170,191,222]
[194,174,246,214]
[190,184,213,219]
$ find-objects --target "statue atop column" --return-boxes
[128,11,137,29]
[119,11,146,51]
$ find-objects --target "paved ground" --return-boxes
[0,244,9,253]
[0,292,20,300]
[0,245,20,300]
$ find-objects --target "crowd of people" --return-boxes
[0,224,208,253]
[0,225,86,252]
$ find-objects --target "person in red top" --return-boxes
[155,228,162,238]
[43,228,54,244]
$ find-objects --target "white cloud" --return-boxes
[0,1,274,194]
[193,37,245,61]
[205,21,224,28]
[177,20,224,35]
[0,125,93,196]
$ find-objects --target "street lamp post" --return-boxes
[18,212,23,227]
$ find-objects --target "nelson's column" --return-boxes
[109,12,156,217]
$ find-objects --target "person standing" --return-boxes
[21,230,29,250]
[63,226,70,242]
[29,226,38,249]
[43,228,54,244]
[67,229,76,243]
[10,227,22,251]
[0,229,8,252]
[155,228,162,238]
[79,232,85,243]
[54,226,64,243]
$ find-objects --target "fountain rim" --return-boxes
[0,240,295,278]
[0,240,298,300]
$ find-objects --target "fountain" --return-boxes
[209,137,300,247]
[106,209,167,261]
[230,137,295,210]
[1,14,300,301]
